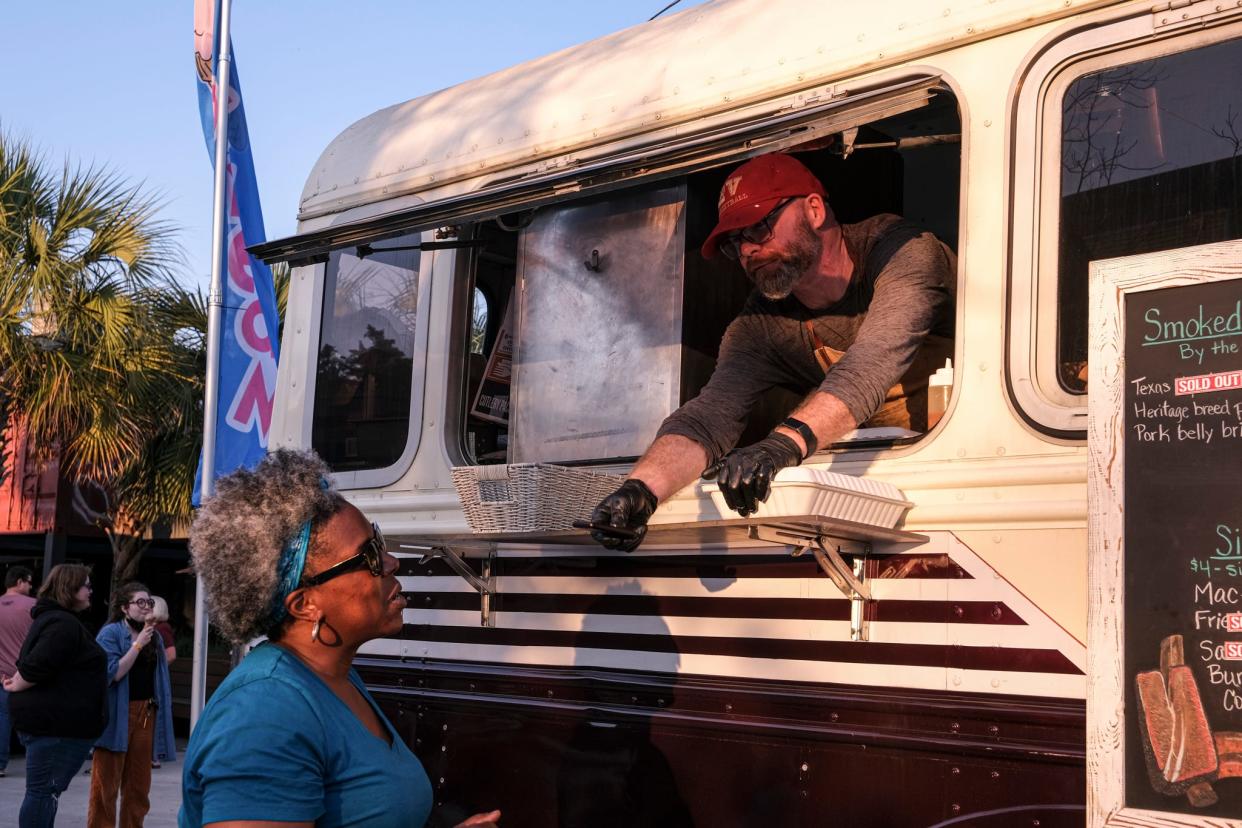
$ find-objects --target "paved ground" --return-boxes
[1,743,186,827]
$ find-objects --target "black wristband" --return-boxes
[780,417,818,459]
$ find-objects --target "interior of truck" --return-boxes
[454,89,958,471]
[452,88,963,466]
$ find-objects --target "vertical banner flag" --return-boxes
[193,0,280,502]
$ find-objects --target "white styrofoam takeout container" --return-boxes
[701,467,912,528]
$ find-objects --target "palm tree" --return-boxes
[102,283,208,583]
[94,264,291,584]
[0,131,293,586]
[0,131,187,583]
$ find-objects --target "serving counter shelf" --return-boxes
[433,514,925,547]
[400,515,927,636]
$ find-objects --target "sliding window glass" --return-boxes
[1057,37,1242,394]
[312,233,426,476]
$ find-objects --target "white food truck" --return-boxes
[251,0,1242,823]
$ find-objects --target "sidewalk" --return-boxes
[1,746,184,827]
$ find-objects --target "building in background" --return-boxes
[0,421,212,725]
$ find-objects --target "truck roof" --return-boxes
[299,0,1125,221]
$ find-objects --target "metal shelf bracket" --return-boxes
[400,542,496,628]
[749,525,872,641]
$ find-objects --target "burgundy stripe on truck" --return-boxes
[398,553,970,580]
[406,591,1027,624]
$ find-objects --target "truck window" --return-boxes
[1057,37,1242,394]
[311,232,424,475]
[451,88,961,465]
[1010,27,1242,433]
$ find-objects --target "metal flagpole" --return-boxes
[191,0,233,731]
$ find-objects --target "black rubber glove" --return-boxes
[589,479,659,552]
[702,431,803,517]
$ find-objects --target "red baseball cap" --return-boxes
[700,153,827,259]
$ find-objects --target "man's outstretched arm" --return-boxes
[588,392,854,548]
[588,434,709,552]
[704,390,856,516]
[773,389,856,456]
[630,434,710,502]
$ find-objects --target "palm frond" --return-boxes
[0,129,200,540]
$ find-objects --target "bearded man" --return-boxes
[589,152,956,551]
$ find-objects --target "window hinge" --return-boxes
[787,86,830,110]
[1152,0,1242,30]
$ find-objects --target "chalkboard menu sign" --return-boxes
[1089,241,1242,827]
[1124,277,1242,816]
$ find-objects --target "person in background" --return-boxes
[149,596,176,666]
[3,564,108,827]
[0,564,36,777]
[147,595,175,769]
[88,582,176,828]
[182,448,501,828]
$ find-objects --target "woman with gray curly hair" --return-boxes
[179,449,500,828]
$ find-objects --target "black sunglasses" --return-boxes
[719,197,799,261]
[301,523,387,587]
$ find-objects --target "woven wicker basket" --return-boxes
[451,463,625,534]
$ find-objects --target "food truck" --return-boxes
[252,0,1242,823]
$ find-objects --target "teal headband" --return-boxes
[267,478,329,625]
[267,519,312,625]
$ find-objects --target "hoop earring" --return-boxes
[311,617,323,643]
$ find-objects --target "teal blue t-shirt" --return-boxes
[179,643,432,827]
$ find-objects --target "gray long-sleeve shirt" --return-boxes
[657,214,956,464]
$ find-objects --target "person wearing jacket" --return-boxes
[88,582,176,828]
[2,564,108,828]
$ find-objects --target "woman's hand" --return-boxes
[453,811,501,827]
[2,670,34,692]
[133,623,157,650]
[114,623,158,682]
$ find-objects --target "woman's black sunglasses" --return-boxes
[301,523,387,587]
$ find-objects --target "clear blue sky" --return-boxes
[0,1,707,287]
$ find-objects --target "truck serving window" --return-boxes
[311,233,424,474]
[1010,26,1242,433]
[451,87,961,466]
